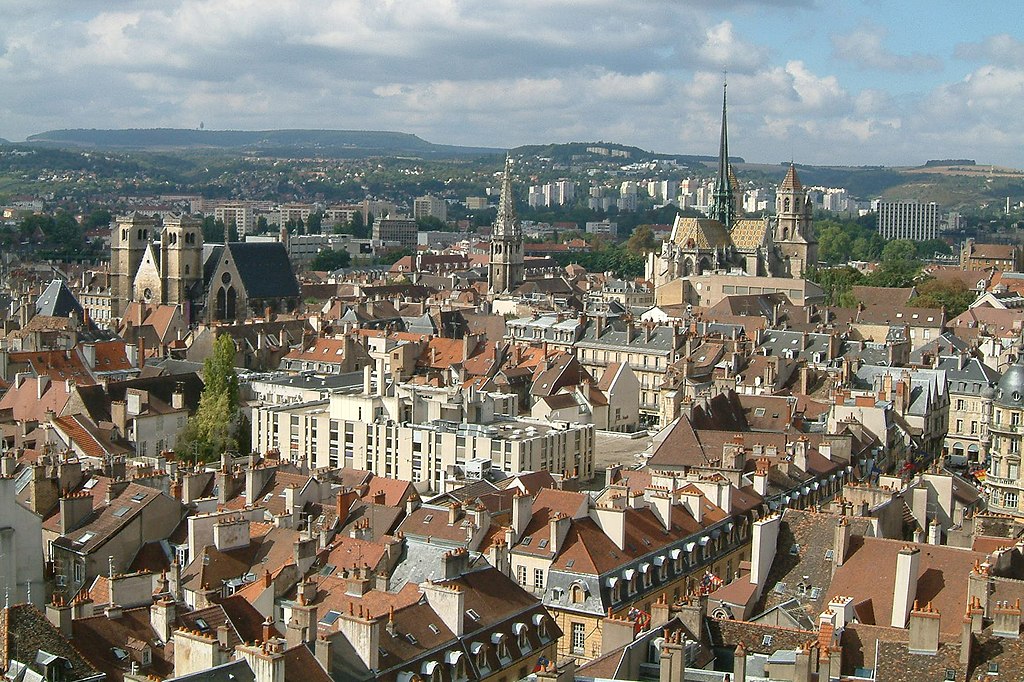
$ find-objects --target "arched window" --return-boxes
[784,198,791,213]
[226,287,237,320]
[216,287,226,320]
[571,584,586,604]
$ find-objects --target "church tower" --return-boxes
[488,157,525,294]
[707,81,737,229]
[774,164,817,277]
[160,214,204,306]
[111,213,156,319]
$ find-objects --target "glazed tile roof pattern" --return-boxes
[671,216,732,249]
[730,218,771,250]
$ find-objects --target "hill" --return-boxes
[25,128,504,159]
[512,141,736,169]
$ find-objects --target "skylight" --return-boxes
[466,609,481,621]
[79,532,96,544]
[319,611,342,626]
[195,618,210,631]
[113,507,131,518]
[131,492,147,502]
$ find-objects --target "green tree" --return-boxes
[416,215,448,231]
[625,225,657,255]
[178,335,241,461]
[83,208,112,230]
[911,278,975,317]
[806,265,864,306]
[311,249,352,271]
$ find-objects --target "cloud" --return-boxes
[0,2,1022,168]
[831,22,942,72]
[955,34,1024,68]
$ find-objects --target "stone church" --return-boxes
[649,84,818,289]
[111,213,300,324]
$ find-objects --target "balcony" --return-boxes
[989,422,1023,435]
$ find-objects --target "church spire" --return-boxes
[494,155,519,238]
[708,80,736,229]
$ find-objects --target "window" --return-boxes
[571,623,586,655]
[534,568,545,590]
[1005,492,1018,510]
[1010,463,1020,480]
[971,421,978,435]
[517,565,527,586]
[956,419,963,434]
[762,635,773,647]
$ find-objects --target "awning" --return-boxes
[654,556,666,567]
[470,642,485,655]
[639,562,651,573]
[445,651,464,665]
[724,522,735,532]
[512,623,527,636]
[698,535,711,546]
[684,542,697,552]
[670,548,683,559]
[606,576,620,588]
[623,568,636,581]
[791,490,801,499]
[802,486,811,495]
[491,632,506,644]
[710,528,722,539]
[812,481,820,490]
[421,661,441,676]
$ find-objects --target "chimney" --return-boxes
[891,546,921,628]
[36,375,51,401]
[82,343,96,369]
[928,518,942,545]
[60,493,94,534]
[549,513,571,554]
[793,643,813,682]
[421,581,464,636]
[171,385,185,410]
[46,597,74,638]
[448,501,461,526]
[151,597,177,643]
[441,548,470,580]
[793,436,809,472]
[827,595,855,629]
[750,514,782,597]
[753,461,769,497]
[908,601,941,654]
[681,490,703,523]
[590,504,626,550]
[961,612,973,668]
[733,641,746,682]
[993,599,1022,639]
[512,491,532,538]
[649,492,673,532]
[832,517,850,575]
[111,400,128,434]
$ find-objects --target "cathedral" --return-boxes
[650,84,817,289]
[110,213,300,324]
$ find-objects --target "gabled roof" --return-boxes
[36,279,84,318]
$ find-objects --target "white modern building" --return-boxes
[876,200,940,241]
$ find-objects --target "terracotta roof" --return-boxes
[825,536,989,635]
[0,604,101,681]
[71,606,174,682]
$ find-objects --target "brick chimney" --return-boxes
[60,492,94,534]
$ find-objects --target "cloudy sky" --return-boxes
[2,1,1023,167]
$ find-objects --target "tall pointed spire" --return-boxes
[494,155,518,238]
[489,155,524,294]
[708,80,736,229]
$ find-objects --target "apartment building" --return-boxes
[251,377,595,491]
[876,200,940,241]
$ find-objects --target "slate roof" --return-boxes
[0,604,101,682]
[36,279,84,318]
[166,659,256,682]
[226,242,300,298]
[752,509,874,622]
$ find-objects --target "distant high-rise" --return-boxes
[413,194,447,222]
[876,200,940,241]
[489,157,525,294]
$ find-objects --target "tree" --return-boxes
[416,215,448,232]
[625,225,657,255]
[178,335,241,461]
[83,208,112,230]
[911,278,975,317]
[311,249,352,271]
[806,265,864,306]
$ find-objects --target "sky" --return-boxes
[2,1,1023,167]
